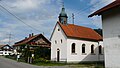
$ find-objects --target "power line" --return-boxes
[67,0,110,25]
[68,0,110,19]
[0,2,41,32]
[77,0,110,15]
[69,0,110,28]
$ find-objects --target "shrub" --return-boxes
[34,58,50,63]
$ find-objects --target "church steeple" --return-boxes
[58,4,68,25]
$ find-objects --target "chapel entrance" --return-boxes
[57,49,60,62]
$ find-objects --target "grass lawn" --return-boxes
[67,64,104,68]
[33,62,66,66]
[5,55,104,68]
[33,62,104,68]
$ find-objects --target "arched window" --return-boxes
[82,44,85,53]
[61,39,62,43]
[99,45,102,54]
[71,43,75,53]
[91,45,94,54]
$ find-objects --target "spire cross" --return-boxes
[72,13,74,24]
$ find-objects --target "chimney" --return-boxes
[29,34,31,37]
[32,33,34,36]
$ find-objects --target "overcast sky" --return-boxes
[0,0,115,45]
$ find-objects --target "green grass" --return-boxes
[33,63,104,68]
[32,61,104,68]
[33,62,66,66]
[5,56,104,67]
[68,64,103,68]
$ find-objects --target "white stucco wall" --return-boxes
[51,23,67,62]
[66,38,104,63]
[102,7,120,68]
[0,51,13,55]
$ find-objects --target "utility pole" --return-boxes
[7,33,13,45]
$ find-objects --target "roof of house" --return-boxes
[57,22,102,41]
[0,45,6,49]
[13,34,51,46]
[88,0,120,17]
[0,44,12,49]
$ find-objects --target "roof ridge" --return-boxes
[14,34,40,45]
[13,34,51,46]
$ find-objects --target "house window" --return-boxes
[38,42,40,45]
[55,40,57,44]
[0,52,3,54]
[58,29,60,31]
[99,45,102,54]
[82,44,85,54]
[5,52,7,54]
[71,43,75,53]
[61,39,62,43]
[91,45,94,54]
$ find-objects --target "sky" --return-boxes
[0,0,115,45]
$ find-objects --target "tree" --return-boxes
[34,47,50,60]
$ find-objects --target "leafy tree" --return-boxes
[21,45,51,63]
[34,47,51,60]
[22,45,31,62]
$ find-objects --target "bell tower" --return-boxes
[58,4,68,25]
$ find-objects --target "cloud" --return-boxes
[90,0,115,13]
[1,38,9,43]
[0,0,62,45]
[2,0,51,13]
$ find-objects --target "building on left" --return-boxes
[13,33,51,55]
[0,44,13,55]
[13,33,51,62]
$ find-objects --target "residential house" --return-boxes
[89,0,120,67]
[13,33,51,54]
[50,6,104,63]
[0,44,13,55]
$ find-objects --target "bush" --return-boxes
[5,55,16,60]
[34,58,50,63]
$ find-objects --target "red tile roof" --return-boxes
[0,44,13,49]
[88,0,120,17]
[58,22,102,41]
[0,45,6,49]
[13,34,51,47]
[14,35,38,46]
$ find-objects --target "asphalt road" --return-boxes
[0,56,68,68]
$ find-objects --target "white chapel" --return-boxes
[50,6,104,63]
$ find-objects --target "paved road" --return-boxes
[0,56,68,68]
